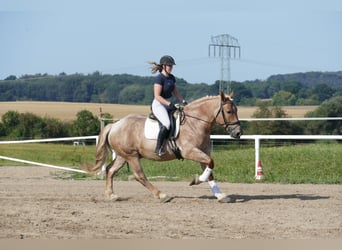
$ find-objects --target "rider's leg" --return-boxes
[152,99,171,157]
[155,125,169,156]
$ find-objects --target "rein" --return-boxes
[184,99,240,129]
[184,113,212,124]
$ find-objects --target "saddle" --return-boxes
[144,104,184,159]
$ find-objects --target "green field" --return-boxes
[1,141,341,184]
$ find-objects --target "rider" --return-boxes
[149,55,187,156]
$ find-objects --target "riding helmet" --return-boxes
[159,55,176,66]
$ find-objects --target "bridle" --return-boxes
[214,99,240,130]
[184,98,240,130]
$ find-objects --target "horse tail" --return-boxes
[84,124,113,174]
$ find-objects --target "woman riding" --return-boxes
[149,55,187,156]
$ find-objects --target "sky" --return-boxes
[1,0,342,84]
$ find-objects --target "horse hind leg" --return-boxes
[105,155,126,201]
[129,157,172,203]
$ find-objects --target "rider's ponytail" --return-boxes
[148,61,163,74]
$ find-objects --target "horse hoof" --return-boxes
[189,174,202,186]
[216,193,232,203]
[106,193,120,201]
[159,193,172,203]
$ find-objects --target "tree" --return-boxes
[2,112,45,139]
[305,96,342,135]
[71,110,100,136]
[1,111,20,135]
[17,113,44,139]
[272,90,296,105]
[4,75,17,80]
[42,117,69,138]
[0,122,5,136]
[281,81,303,94]
[266,81,281,98]
[245,102,302,135]
[310,83,334,102]
[119,84,145,104]
[231,82,253,104]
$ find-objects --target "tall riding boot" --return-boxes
[155,126,169,157]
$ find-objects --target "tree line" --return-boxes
[1,71,342,106]
[0,110,106,140]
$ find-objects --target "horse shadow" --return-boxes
[174,194,330,203]
[229,193,329,203]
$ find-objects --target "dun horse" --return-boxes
[85,92,242,203]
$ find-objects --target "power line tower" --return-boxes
[208,34,241,93]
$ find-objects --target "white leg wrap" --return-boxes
[199,167,212,182]
[208,180,221,198]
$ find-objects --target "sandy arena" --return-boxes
[0,166,341,239]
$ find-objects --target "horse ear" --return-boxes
[229,91,235,99]
[220,91,226,101]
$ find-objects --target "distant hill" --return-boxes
[267,71,342,86]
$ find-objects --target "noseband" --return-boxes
[215,100,240,130]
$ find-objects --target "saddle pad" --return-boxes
[144,118,160,140]
[144,112,181,140]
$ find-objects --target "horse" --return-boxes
[85,91,242,203]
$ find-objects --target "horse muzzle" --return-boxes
[231,127,242,139]
[226,123,242,139]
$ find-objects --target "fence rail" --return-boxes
[239,117,342,121]
[210,134,342,179]
[1,130,341,180]
[0,136,98,144]
[0,136,98,174]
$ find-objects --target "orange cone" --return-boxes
[255,160,265,182]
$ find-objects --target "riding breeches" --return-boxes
[152,99,171,129]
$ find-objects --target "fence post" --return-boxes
[255,136,260,179]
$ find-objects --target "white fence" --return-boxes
[210,134,342,179]
[0,136,98,145]
[0,117,341,180]
[0,136,98,174]
[1,134,341,180]
[233,117,342,178]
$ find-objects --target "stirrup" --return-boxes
[155,148,165,157]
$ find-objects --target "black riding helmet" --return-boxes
[160,55,176,66]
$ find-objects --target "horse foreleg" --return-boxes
[208,179,231,203]
[189,162,214,185]
[191,162,231,203]
[198,163,231,203]
[105,156,126,201]
[128,157,172,203]
[187,147,214,185]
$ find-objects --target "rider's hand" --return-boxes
[168,101,177,110]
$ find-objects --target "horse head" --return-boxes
[216,91,242,139]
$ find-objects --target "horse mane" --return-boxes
[188,95,219,106]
